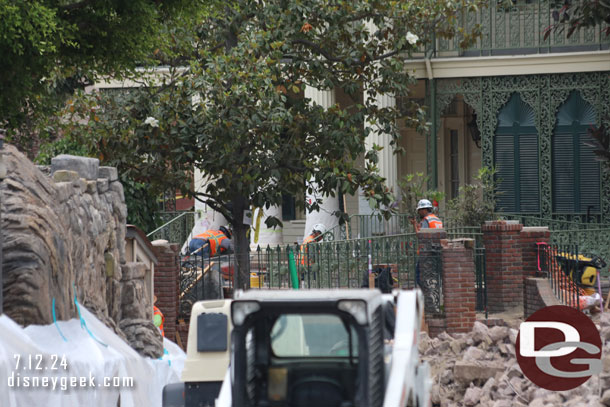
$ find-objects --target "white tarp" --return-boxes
[0,306,185,407]
[303,183,340,242]
[250,206,283,249]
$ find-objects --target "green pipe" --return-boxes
[288,249,299,290]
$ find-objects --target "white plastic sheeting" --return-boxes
[0,306,185,407]
[303,183,340,242]
[250,206,283,249]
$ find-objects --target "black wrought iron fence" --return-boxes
[147,211,195,245]
[178,251,235,319]
[177,234,447,318]
[537,243,583,310]
[474,247,487,317]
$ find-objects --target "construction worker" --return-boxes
[188,225,233,257]
[299,223,326,266]
[153,295,165,337]
[409,199,443,232]
[410,199,443,287]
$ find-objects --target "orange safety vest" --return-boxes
[424,214,443,229]
[153,306,165,337]
[299,234,318,266]
[194,230,228,256]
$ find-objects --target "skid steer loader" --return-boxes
[163,289,430,407]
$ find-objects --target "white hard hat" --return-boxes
[312,223,326,235]
[416,199,433,210]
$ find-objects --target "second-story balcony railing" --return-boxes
[427,0,609,57]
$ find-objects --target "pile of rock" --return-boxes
[420,314,610,407]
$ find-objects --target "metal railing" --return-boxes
[177,234,446,317]
[146,211,195,245]
[323,213,482,241]
[474,247,487,317]
[499,213,610,272]
[428,1,609,57]
[537,243,583,309]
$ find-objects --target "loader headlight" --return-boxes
[232,301,261,326]
[337,300,368,325]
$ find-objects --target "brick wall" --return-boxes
[441,240,476,334]
[524,277,560,319]
[482,221,524,313]
[152,241,180,343]
[520,227,550,279]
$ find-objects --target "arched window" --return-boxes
[552,91,599,214]
[495,93,539,212]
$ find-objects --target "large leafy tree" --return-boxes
[0,0,203,152]
[55,0,483,289]
[544,0,610,39]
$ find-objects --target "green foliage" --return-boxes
[446,166,500,226]
[399,172,444,217]
[36,87,179,231]
[0,0,206,136]
[541,0,610,39]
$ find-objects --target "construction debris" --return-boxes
[421,314,610,407]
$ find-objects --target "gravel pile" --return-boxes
[420,314,610,407]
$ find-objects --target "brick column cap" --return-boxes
[482,220,523,232]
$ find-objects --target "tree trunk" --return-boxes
[231,195,251,291]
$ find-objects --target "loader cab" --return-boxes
[230,290,387,407]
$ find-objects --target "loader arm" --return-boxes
[383,290,431,407]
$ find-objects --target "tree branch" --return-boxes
[193,194,235,223]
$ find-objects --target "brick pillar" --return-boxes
[482,220,524,313]
[441,239,476,334]
[152,241,180,343]
[520,227,550,279]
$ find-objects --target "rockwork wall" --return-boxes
[1,147,161,357]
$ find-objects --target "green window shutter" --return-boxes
[579,133,600,213]
[495,133,516,212]
[553,133,575,213]
[519,133,539,212]
[494,93,539,213]
[552,91,600,214]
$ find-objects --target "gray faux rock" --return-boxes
[2,146,153,358]
[99,166,118,181]
[119,319,163,358]
[53,169,80,183]
[51,154,99,180]
[97,178,109,193]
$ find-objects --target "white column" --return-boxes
[364,92,398,201]
[303,87,340,242]
[362,21,398,213]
